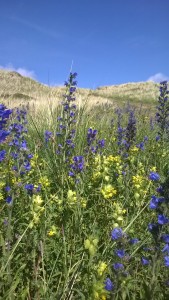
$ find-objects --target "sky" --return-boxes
[0,0,169,88]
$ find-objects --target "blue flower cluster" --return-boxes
[85,127,105,154]
[0,104,13,162]
[148,176,169,268]
[156,81,169,139]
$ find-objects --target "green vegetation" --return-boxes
[0,72,169,299]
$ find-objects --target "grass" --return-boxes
[0,72,169,299]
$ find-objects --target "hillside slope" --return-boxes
[0,69,160,110]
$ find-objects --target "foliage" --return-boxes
[0,74,169,299]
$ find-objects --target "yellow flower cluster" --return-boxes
[112,202,126,227]
[39,176,50,188]
[29,195,44,228]
[93,282,107,300]
[92,155,122,184]
[67,190,87,208]
[131,163,148,204]
[30,154,38,168]
[130,146,139,153]
[84,237,99,256]
[97,262,107,277]
[101,184,117,199]
[103,155,121,164]
[132,174,144,189]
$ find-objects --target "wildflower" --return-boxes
[6,195,12,204]
[149,195,160,209]
[156,80,169,138]
[97,262,107,276]
[67,190,77,205]
[164,256,169,267]
[115,249,125,258]
[70,155,84,173]
[162,244,169,253]
[156,186,163,194]
[84,237,98,256]
[97,139,105,148]
[148,223,159,235]
[25,183,34,193]
[149,172,160,181]
[129,238,139,244]
[113,262,124,270]
[162,234,169,243]
[48,225,57,237]
[158,214,169,225]
[5,186,11,192]
[101,184,117,199]
[104,278,114,291]
[124,110,137,151]
[87,128,98,146]
[141,257,150,265]
[0,150,6,162]
[111,227,124,240]
[44,130,52,142]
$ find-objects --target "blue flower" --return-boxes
[162,234,169,243]
[6,196,12,204]
[97,139,105,148]
[45,130,52,142]
[156,186,163,194]
[158,214,169,225]
[70,156,84,173]
[164,256,169,267]
[0,150,6,162]
[129,238,139,244]
[25,184,34,194]
[149,195,159,209]
[162,244,169,253]
[0,130,10,143]
[148,223,159,233]
[115,249,125,258]
[104,278,114,291]
[149,172,160,181]
[111,228,123,240]
[87,128,97,146]
[141,257,150,265]
[113,262,124,270]
[5,186,11,192]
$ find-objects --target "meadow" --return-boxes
[0,72,169,300]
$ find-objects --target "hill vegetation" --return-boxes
[0,69,159,112]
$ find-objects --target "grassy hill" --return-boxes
[0,69,160,112]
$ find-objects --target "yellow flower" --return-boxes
[132,175,143,185]
[48,225,57,236]
[80,198,87,208]
[150,166,156,172]
[39,176,50,187]
[130,146,139,153]
[92,171,102,181]
[67,190,77,205]
[101,184,117,199]
[33,195,43,205]
[97,262,107,276]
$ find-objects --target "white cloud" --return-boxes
[0,63,36,79]
[147,73,169,83]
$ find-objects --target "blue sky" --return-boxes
[0,0,169,88]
